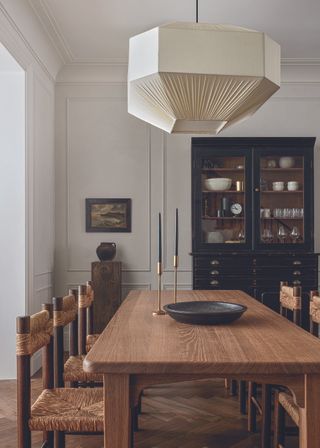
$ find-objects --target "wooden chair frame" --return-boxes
[17,304,54,448]
[279,282,302,326]
[78,282,101,355]
[273,284,306,448]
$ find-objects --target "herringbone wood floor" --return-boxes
[0,378,298,448]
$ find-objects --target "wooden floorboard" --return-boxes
[0,377,298,447]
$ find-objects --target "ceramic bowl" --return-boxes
[205,231,225,244]
[204,178,232,191]
[272,182,284,191]
[279,157,295,169]
[287,181,299,191]
[163,301,248,325]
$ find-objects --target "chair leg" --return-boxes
[261,384,272,448]
[137,392,142,414]
[230,379,237,396]
[54,431,65,448]
[239,381,247,415]
[274,392,286,448]
[132,405,139,431]
[248,381,258,432]
[131,410,135,448]
[42,431,54,448]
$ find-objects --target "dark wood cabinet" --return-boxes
[91,261,122,333]
[191,137,318,327]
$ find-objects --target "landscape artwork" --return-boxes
[86,198,132,232]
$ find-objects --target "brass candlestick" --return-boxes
[173,255,179,303]
[153,262,165,316]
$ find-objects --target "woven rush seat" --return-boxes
[86,333,100,352]
[29,388,104,432]
[278,391,300,426]
[64,355,103,383]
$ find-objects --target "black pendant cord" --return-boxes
[196,0,199,23]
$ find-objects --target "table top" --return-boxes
[84,290,320,376]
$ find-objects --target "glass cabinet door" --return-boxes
[199,151,251,249]
[254,149,311,250]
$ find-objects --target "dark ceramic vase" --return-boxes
[96,242,116,261]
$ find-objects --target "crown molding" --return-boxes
[26,1,320,72]
[281,58,320,66]
[0,2,61,81]
[28,0,71,64]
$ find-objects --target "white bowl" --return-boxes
[272,181,284,191]
[204,178,232,191]
[287,181,299,191]
[279,157,295,169]
[205,231,225,244]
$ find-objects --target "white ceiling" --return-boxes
[30,0,320,64]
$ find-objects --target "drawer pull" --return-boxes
[210,280,219,286]
[293,260,302,265]
[210,260,220,266]
[293,280,301,286]
[293,270,301,276]
[210,270,219,276]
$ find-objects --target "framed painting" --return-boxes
[86,198,132,232]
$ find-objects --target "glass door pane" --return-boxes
[259,155,304,246]
[201,155,246,245]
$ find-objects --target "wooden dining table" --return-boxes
[83,289,320,448]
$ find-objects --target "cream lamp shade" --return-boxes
[128,23,280,134]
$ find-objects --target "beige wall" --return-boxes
[55,64,320,297]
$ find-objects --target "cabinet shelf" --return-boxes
[261,217,303,220]
[202,168,244,172]
[260,190,303,194]
[202,216,244,220]
[260,168,303,172]
[202,190,244,194]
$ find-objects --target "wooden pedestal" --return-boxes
[91,261,122,333]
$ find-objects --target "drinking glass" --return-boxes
[290,226,300,243]
[278,225,287,243]
[262,228,273,243]
[238,229,245,242]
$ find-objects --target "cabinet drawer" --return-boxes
[194,256,253,270]
[195,266,252,276]
[253,266,317,277]
[255,275,317,288]
[253,256,318,268]
[194,277,252,290]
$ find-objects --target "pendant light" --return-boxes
[128,1,280,134]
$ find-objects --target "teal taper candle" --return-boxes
[158,212,162,263]
[175,208,179,256]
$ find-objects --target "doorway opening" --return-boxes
[0,43,26,379]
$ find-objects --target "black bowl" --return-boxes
[163,301,247,325]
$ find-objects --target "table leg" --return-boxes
[104,374,132,448]
[299,374,320,448]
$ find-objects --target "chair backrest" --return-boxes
[279,281,302,326]
[16,304,53,447]
[78,282,95,355]
[68,288,79,357]
[53,294,77,387]
[86,281,94,334]
[309,290,320,336]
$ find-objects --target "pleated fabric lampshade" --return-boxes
[128,23,280,134]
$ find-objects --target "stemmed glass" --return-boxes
[238,229,245,242]
[290,226,300,243]
[261,228,273,243]
[278,225,287,243]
